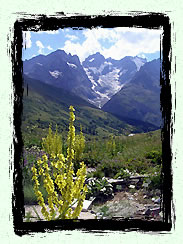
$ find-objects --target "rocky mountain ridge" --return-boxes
[23,50,147,108]
[23,50,161,127]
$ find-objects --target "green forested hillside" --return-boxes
[22,76,133,146]
[22,76,159,147]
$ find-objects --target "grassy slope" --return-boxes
[83,129,161,166]
[22,76,138,146]
[23,128,162,204]
[115,130,161,160]
[84,129,162,179]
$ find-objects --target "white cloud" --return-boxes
[47,45,53,50]
[62,28,103,62]
[65,34,78,41]
[63,38,101,62]
[101,32,161,60]
[62,28,70,32]
[138,53,146,59]
[36,40,44,54]
[62,27,163,62]
[83,27,119,43]
[23,31,32,49]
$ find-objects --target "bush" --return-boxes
[149,174,162,190]
[99,205,110,218]
[93,170,105,178]
[124,158,151,174]
[96,159,123,178]
[114,168,131,179]
[145,150,162,165]
[82,157,98,168]
[86,177,114,201]
[22,146,44,184]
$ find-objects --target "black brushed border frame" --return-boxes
[11,13,173,236]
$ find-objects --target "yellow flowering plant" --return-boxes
[42,124,62,156]
[106,135,116,156]
[74,125,85,172]
[31,106,87,220]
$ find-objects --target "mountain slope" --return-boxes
[23,50,160,131]
[23,50,97,101]
[23,50,147,108]
[22,76,158,146]
[23,75,96,109]
[102,59,161,127]
[82,52,147,107]
[22,76,132,139]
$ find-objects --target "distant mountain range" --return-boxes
[23,50,147,108]
[23,50,161,130]
[102,59,161,127]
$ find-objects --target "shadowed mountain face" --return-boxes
[102,59,161,127]
[23,50,147,108]
[23,75,159,137]
[23,50,97,101]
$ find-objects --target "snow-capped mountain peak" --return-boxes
[82,53,147,107]
[23,50,149,109]
[132,56,147,71]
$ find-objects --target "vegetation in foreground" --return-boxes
[24,106,88,220]
[22,120,162,207]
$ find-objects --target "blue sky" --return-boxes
[23,27,163,62]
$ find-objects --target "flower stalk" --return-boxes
[31,105,87,220]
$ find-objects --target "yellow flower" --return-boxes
[42,154,48,162]
[58,153,65,162]
[39,168,44,175]
[31,166,37,174]
[37,159,42,166]
[69,105,75,111]
[51,153,56,159]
